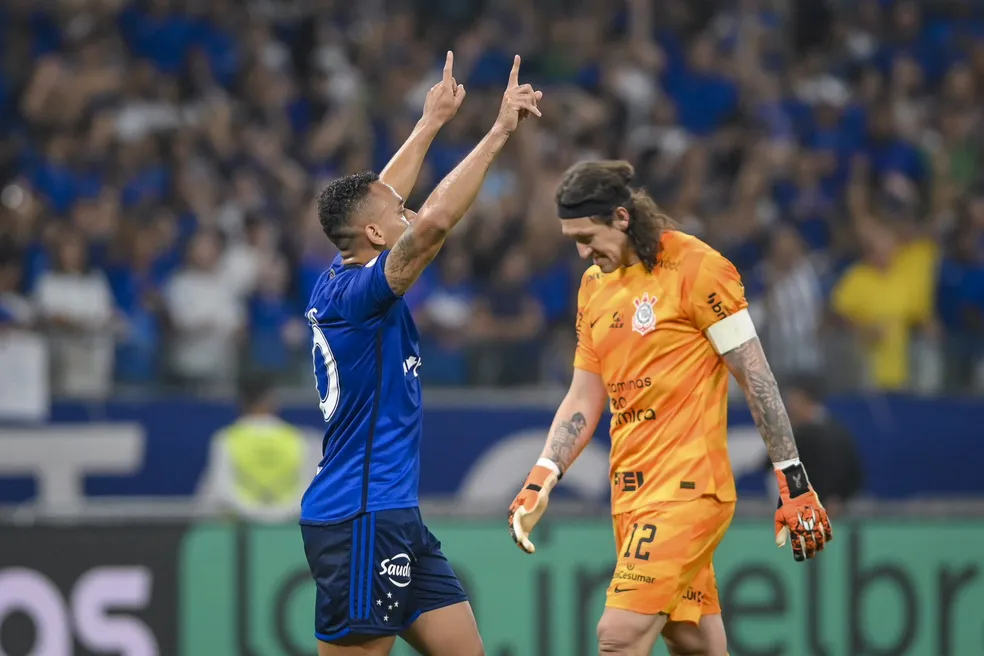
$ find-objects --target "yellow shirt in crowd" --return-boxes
[832,239,939,390]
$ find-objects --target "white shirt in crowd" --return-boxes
[221,242,263,299]
[164,268,244,382]
[33,271,115,398]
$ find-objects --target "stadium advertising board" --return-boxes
[0,526,181,656]
[1,396,983,508]
[1,521,982,655]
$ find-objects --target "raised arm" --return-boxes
[384,55,542,296]
[380,51,465,200]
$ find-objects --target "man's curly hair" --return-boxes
[556,160,675,272]
[316,170,379,250]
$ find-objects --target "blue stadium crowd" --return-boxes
[0,0,982,397]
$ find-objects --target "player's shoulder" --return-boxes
[306,255,352,316]
[307,251,402,325]
[579,264,606,288]
[662,230,720,261]
[662,230,735,275]
[577,264,616,310]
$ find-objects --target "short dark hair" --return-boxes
[239,375,274,410]
[556,160,675,273]
[316,171,380,249]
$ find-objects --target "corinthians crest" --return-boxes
[632,293,658,335]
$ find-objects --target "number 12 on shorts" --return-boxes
[623,523,657,560]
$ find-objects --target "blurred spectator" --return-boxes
[413,248,477,386]
[246,255,306,379]
[222,214,277,299]
[0,250,33,330]
[163,229,244,389]
[108,223,166,384]
[758,224,824,384]
[470,247,545,386]
[198,376,308,523]
[937,195,984,391]
[33,230,117,399]
[831,218,933,391]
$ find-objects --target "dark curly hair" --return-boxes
[316,170,380,250]
[556,160,675,272]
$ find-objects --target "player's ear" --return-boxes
[365,223,387,247]
[612,206,631,233]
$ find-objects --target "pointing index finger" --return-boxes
[508,54,521,88]
[443,51,454,85]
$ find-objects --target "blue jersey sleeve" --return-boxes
[335,250,400,327]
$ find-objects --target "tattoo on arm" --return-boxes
[722,337,799,463]
[384,223,441,296]
[545,412,587,472]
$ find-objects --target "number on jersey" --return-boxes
[308,309,340,422]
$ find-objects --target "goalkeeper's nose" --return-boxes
[576,243,593,259]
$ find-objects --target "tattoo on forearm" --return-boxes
[545,412,587,472]
[384,224,422,296]
[723,338,799,463]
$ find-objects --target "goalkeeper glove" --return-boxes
[774,460,833,562]
[508,458,561,554]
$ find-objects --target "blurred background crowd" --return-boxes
[1,0,983,398]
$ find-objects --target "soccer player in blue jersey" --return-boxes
[301,52,541,656]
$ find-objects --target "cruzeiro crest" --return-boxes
[632,293,658,336]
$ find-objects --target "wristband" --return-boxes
[536,457,562,479]
[777,460,811,498]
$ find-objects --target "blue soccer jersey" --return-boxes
[300,250,423,524]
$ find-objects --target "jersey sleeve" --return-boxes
[334,250,400,327]
[686,250,753,354]
[573,270,602,373]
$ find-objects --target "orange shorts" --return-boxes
[606,496,735,624]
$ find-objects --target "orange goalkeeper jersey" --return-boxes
[574,230,747,513]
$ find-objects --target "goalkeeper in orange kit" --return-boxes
[507,161,833,656]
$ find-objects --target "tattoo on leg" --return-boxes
[545,412,586,472]
[722,338,799,463]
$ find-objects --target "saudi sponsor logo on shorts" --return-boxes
[379,553,412,587]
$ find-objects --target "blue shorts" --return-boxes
[301,507,468,642]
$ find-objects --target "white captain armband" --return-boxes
[705,308,757,355]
